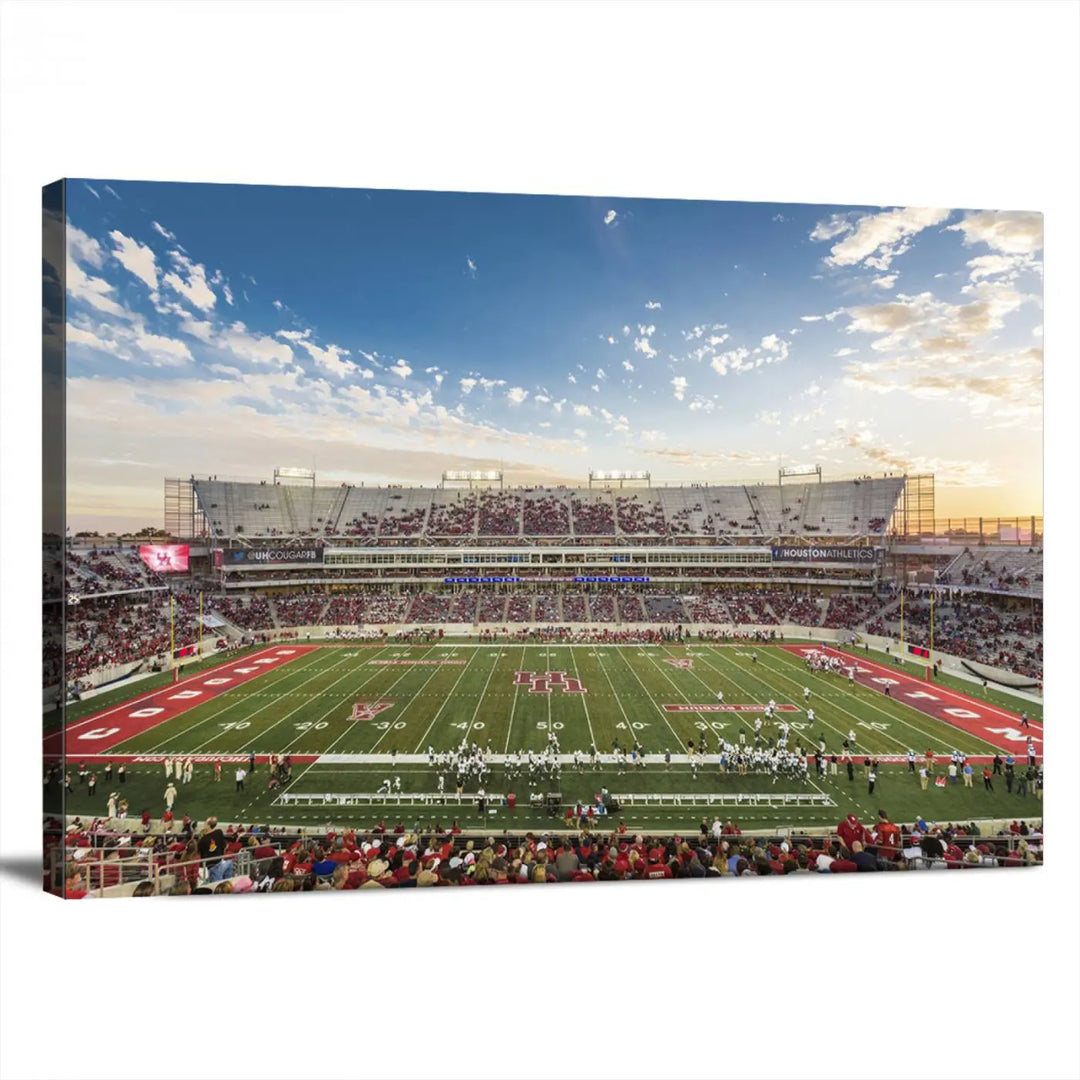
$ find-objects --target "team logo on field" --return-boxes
[664,658,693,669]
[513,671,587,694]
[349,700,395,722]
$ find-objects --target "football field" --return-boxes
[56,641,1045,833]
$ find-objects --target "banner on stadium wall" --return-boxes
[223,546,324,565]
[444,576,521,584]
[769,545,881,564]
[138,543,190,573]
[574,575,651,583]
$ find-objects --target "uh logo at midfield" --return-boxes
[514,671,588,694]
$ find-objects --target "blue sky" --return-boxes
[63,180,1043,530]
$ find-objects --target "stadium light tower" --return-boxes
[275,466,316,489]
[588,469,650,489]
[441,470,503,489]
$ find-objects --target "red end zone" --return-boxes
[47,646,319,760]
[781,644,1042,757]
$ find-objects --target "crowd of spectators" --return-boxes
[58,811,1043,897]
[447,593,477,622]
[589,594,616,622]
[378,497,428,536]
[478,492,521,536]
[65,595,199,683]
[506,594,534,622]
[561,593,588,621]
[821,593,885,630]
[322,594,367,625]
[571,495,615,535]
[407,593,452,622]
[273,595,324,627]
[478,593,508,622]
[616,592,647,621]
[429,494,478,536]
[209,595,274,630]
[522,490,571,535]
[615,494,666,535]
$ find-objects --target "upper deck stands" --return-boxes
[193,477,906,544]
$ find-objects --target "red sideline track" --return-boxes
[780,644,1042,758]
[46,645,319,760]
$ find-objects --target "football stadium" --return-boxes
[46,469,1045,894]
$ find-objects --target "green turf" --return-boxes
[58,642,1043,832]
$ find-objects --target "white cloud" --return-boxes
[103,185,120,200]
[66,255,128,318]
[67,225,105,269]
[871,274,897,289]
[834,347,858,357]
[799,315,823,322]
[573,404,592,417]
[466,256,477,277]
[83,183,100,200]
[65,323,124,356]
[645,300,662,310]
[947,210,1043,255]
[459,378,477,394]
[671,376,688,401]
[844,283,1033,354]
[389,358,413,379]
[633,336,658,358]
[275,330,356,378]
[621,325,630,337]
[151,221,176,241]
[162,251,216,311]
[219,321,294,366]
[638,324,656,337]
[622,360,634,371]
[273,299,284,311]
[590,384,600,393]
[109,230,159,291]
[710,347,751,376]
[965,253,1040,282]
[604,209,617,226]
[596,367,607,380]
[812,206,951,270]
[507,386,529,405]
[756,410,780,425]
[133,328,193,366]
[568,373,577,383]
[223,284,234,306]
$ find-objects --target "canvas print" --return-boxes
[42,182,1044,896]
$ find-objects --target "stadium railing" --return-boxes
[614,791,835,808]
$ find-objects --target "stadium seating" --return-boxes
[193,477,908,543]
[56,815,1042,896]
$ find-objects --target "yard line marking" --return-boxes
[367,647,457,753]
[58,644,289,734]
[697,645,865,755]
[204,643,419,756]
[766,646,1009,755]
[273,646,448,793]
[565,644,597,752]
[606,644,690,752]
[136,648,337,754]
[279,645,444,760]
[461,648,504,746]
[410,646,490,754]
[503,645,529,754]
